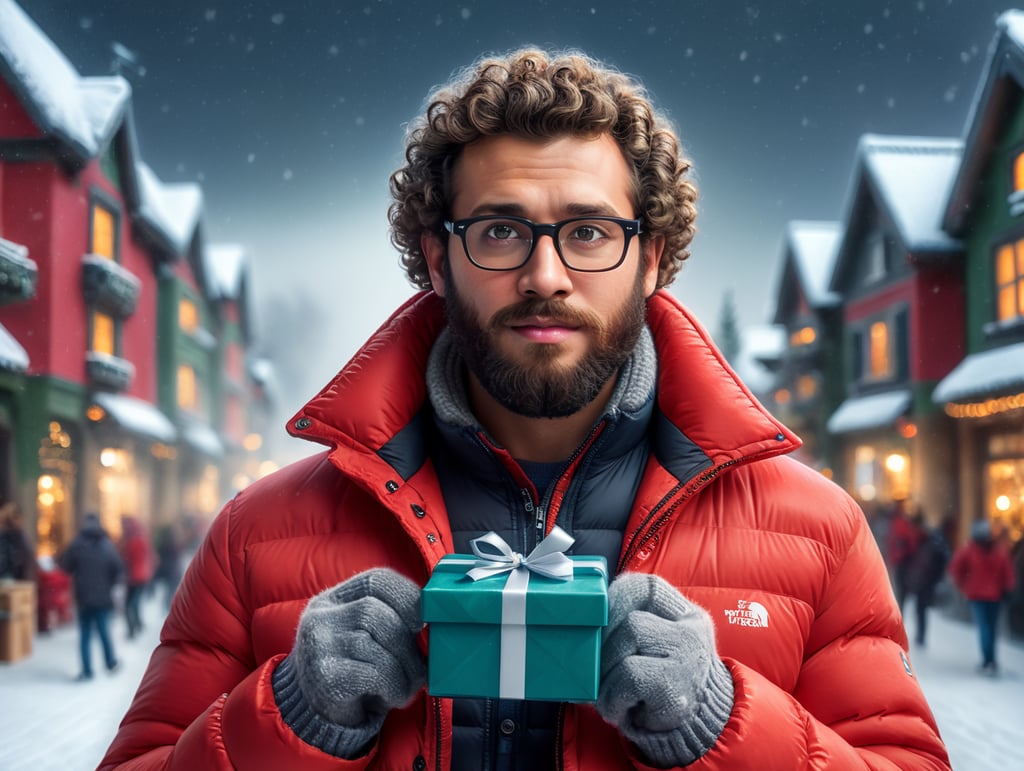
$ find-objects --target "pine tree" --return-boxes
[716,290,741,365]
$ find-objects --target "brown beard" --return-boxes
[442,260,648,418]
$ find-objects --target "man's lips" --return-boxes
[507,317,581,343]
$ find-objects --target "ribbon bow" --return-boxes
[466,526,575,582]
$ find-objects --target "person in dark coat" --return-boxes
[903,518,951,646]
[0,501,35,582]
[58,513,124,680]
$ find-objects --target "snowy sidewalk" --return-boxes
[0,598,1021,770]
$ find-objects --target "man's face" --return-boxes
[423,134,662,418]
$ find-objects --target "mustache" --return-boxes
[488,298,602,330]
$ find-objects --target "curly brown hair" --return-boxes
[388,48,698,290]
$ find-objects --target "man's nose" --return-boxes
[517,235,572,297]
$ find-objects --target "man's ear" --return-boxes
[422,231,447,297]
[642,236,665,297]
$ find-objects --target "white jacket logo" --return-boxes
[724,600,769,628]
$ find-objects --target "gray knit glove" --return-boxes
[272,568,426,758]
[597,573,734,768]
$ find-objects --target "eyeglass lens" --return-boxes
[463,218,628,270]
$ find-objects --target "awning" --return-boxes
[93,392,176,443]
[826,389,912,435]
[932,342,1024,403]
[182,420,224,458]
[0,324,29,372]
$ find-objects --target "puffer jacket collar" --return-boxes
[287,289,800,569]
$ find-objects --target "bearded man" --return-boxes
[102,49,950,771]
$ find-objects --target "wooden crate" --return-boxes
[0,580,36,663]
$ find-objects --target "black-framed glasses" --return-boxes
[444,215,643,272]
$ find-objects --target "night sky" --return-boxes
[16,0,1014,416]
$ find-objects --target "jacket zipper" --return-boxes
[433,696,442,771]
[555,703,566,771]
[618,459,739,571]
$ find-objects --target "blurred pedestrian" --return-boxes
[903,517,951,646]
[152,523,183,610]
[58,513,124,680]
[949,519,1016,675]
[0,501,35,582]
[118,515,154,639]
[885,500,925,611]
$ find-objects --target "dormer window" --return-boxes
[865,233,888,284]
[1009,149,1024,216]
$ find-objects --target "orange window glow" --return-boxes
[178,364,197,411]
[1015,152,1024,193]
[92,311,114,355]
[91,204,115,259]
[179,298,199,334]
[869,321,890,379]
[996,241,1024,322]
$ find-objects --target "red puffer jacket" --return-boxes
[100,290,950,770]
[949,540,1015,602]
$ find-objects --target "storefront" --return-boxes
[933,341,1024,544]
[85,391,177,539]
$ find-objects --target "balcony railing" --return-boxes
[81,254,141,317]
[86,351,135,391]
[0,237,38,304]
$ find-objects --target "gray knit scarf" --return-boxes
[426,325,658,429]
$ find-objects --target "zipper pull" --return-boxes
[535,507,545,532]
[520,488,534,513]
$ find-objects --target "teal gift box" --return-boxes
[422,551,608,702]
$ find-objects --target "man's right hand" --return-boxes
[273,567,425,757]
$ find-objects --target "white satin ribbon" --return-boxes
[464,527,574,699]
[466,526,576,582]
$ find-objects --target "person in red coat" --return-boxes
[118,515,154,639]
[949,519,1016,675]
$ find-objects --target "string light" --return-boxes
[944,392,1024,419]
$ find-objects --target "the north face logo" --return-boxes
[724,599,769,628]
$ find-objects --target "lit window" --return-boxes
[1015,151,1024,193]
[995,241,1024,323]
[92,311,115,355]
[789,326,816,346]
[869,320,892,379]
[91,204,116,259]
[796,374,818,400]
[179,297,199,334]
[178,364,198,410]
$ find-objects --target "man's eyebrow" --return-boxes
[466,202,625,218]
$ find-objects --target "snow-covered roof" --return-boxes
[93,392,176,443]
[826,389,912,435]
[786,221,841,308]
[204,243,247,300]
[0,323,29,372]
[0,0,130,159]
[945,11,1024,233]
[859,135,963,252]
[932,342,1024,403]
[134,163,204,256]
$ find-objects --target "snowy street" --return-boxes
[0,593,1021,770]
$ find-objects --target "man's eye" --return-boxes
[487,224,519,240]
[569,224,607,243]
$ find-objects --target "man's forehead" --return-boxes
[449,133,634,214]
